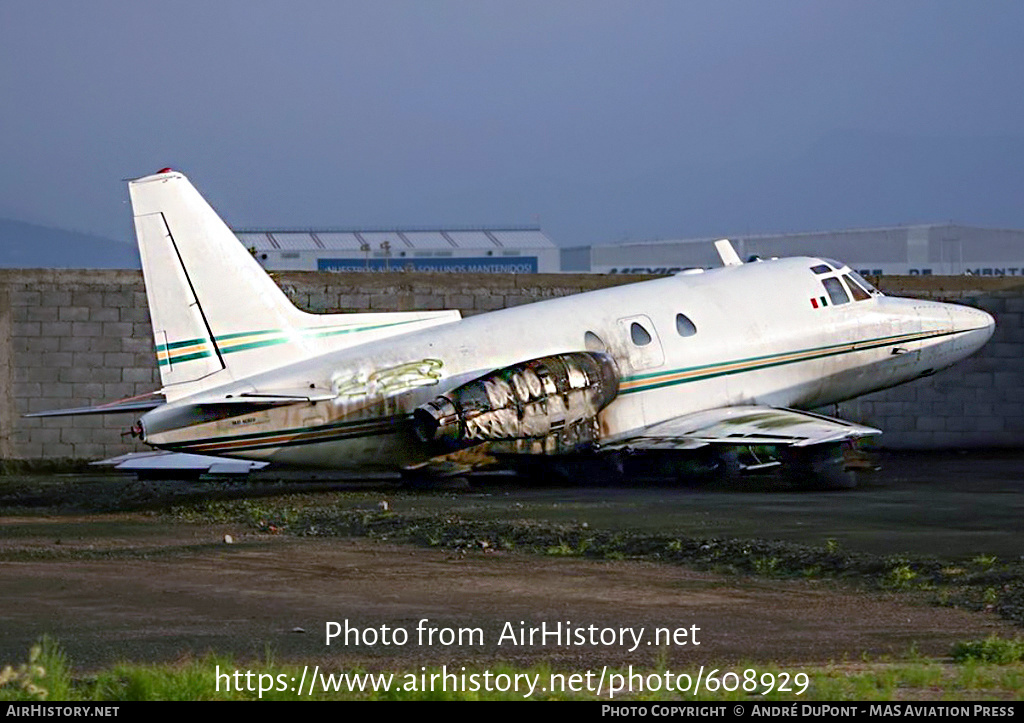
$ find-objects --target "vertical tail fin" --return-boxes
[130,170,459,401]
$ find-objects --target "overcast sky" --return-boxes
[2,1,1023,247]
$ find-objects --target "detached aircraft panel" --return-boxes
[604,405,880,451]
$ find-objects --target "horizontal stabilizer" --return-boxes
[25,392,166,418]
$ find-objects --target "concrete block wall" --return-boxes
[1,269,1021,462]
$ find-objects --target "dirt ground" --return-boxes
[0,508,1016,673]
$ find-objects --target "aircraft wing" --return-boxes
[603,406,880,451]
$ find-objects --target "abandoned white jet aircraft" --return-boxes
[34,169,995,487]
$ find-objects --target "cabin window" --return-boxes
[630,322,652,346]
[822,277,850,305]
[584,331,607,352]
[843,273,871,301]
[810,264,831,275]
[675,313,697,337]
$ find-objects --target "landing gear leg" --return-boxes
[782,443,857,490]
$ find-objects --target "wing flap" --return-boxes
[605,406,880,451]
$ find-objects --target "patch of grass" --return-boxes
[883,564,920,590]
[952,635,1024,664]
[0,635,71,701]
[972,554,998,570]
[4,639,1024,701]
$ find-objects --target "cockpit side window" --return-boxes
[849,270,882,296]
[810,264,831,275]
[822,277,850,305]
[843,273,871,301]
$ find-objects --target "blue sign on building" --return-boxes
[317,256,539,273]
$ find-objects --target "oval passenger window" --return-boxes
[630,322,652,346]
[676,313,697,337]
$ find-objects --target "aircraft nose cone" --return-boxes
[951,304,995,354]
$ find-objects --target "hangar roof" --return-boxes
[234,228,555,252]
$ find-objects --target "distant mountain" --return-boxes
[0,218,139,269]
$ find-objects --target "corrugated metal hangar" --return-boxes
[561,224,1024,277]
[237,227,560,273]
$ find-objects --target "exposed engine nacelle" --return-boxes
[413,352,620,454]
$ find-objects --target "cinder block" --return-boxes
[993,371,1024,388]
[20,367,60,383]
[58,367,97,384]
[70,322,103,337]
[13,321,41,337]
[504,295,532,307]
[28,428,62,445]
[1005,296,1024,313]
[986,342,1020,359]
[119,306,150,323]
[881,416,914,432]
[474,296,505,311]
[24,336,60,353]
[307,292,333,312]
[15,442,45,459]
[915,417,945,432]
[89,336,123,353]
[336,294,370,310]
[58,306,90,322]
[443,294,473,310]
[122,337,152,353]
[963,402,995,417]
[90,307,120,323]
[102,290,135,308]
[968,417,1004,433]
[961,372,993,388]
[71,443,107,459]
[100,352,133,368]
[412,295,444,309]
[101,321,134,337]
[995,402,1024,417]
[43,351,75,367]
[10,290,41,306]
[122,367,157,383]
[40,290,71,307]
[103,382,136,399]
[23,306,59,322]
[69,382,104,399]
[13,382,42,398]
